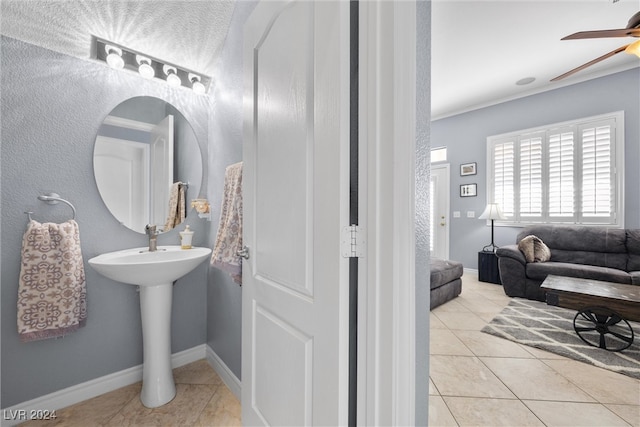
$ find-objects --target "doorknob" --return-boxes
[236,246,250,260]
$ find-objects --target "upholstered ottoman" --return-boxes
[430,258,463,309]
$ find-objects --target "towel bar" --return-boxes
[24,193,76,221]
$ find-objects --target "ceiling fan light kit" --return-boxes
[625,39,640,57]
[552,10,640,81]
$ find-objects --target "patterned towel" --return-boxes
[164,182,186,231]
[17,220,87,342]
[211,162,243,285]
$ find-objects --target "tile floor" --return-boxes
[19,272,640,426]
[20,359,241,426]
[429,272,640,427]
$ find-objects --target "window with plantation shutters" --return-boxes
[486,112,623,227]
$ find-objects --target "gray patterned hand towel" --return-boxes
[17,219,87,342]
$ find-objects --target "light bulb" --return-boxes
[189,73,206,94]
[136,55,154,79]
[163,65,181,86]
[105,45,124,69]
[625,40,640,58]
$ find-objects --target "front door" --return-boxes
[242,1,350,425]
[430,164,450,259]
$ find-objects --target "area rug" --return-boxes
[481,298,640,379]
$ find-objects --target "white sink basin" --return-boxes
[89,245,212,408]
[88,246,211,286]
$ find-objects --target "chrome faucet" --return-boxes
[145,224,158,252]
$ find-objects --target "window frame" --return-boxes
[486,111,624,228]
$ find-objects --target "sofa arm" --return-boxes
[496,245,526,265]
[496,245,528,298]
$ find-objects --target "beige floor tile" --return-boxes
[605,404,640,427]
[443,396,544,427]
[519,344,569,360]
[173,359,224,386]
[453,330,534,358]
[429,378,439,395]
[430,355,515,399]
[432,311,487,331]
[432,298,472,313]
[543,359,640,405]
[455,293,505,315]
[431,312,447,329]
[524,400,631,426]
[481,357,596,402]
[194,385,242,427]
[19,383,141,427]
[430,328,474,356]
[428,395,458,427]
[105,383,217,426]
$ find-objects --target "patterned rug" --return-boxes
[482,298,640,379]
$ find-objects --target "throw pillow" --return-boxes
[518,235,551,263]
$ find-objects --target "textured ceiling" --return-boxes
[0,0,236,79]
[1,1,639,119]
[432,0,640,119]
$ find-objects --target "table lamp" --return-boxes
[479,203,506,252]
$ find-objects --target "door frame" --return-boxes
[357,1,417,425]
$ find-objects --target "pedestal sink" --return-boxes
[88,246,212,408]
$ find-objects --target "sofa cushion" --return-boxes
[430,258,464,290]
[526,262,631,284]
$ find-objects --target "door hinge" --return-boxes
[342,225,365,258]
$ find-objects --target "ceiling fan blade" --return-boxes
[562,28,640,40]
[551,44,630,82]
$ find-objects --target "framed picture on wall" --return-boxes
[460,162,477,176]
[460,183,477,197]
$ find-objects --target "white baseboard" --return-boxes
[206,345,241,400]
[0,345,206,427]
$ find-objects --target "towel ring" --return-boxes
[24,193,76,221]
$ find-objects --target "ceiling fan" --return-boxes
[551,10,640,81]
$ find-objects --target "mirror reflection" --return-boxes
[94,96,202,234]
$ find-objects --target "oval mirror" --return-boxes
[94,96,202,234]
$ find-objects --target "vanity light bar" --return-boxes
[94,37,211,94]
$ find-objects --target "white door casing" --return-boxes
[430,164,450,259]
[242,1,350,426]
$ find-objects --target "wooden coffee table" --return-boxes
[541,275,640,352]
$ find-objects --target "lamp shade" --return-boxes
[479,203,506,221]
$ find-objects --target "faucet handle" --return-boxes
[145,224,157,235]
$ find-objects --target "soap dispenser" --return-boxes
[179,225,194,249]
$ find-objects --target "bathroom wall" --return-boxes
[431,68,640,268]
[1,36,211,407]
[414,2,431,424]
[206,0,258,381]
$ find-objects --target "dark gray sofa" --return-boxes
[496,225,640,301]
[430,258,463,309]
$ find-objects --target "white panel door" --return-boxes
[149,115,174,227]
[430,164,450,259]
[242,1,350,425]
[94,136,149,231]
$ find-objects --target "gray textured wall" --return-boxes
[415,2,431,425]
[206,0,258,381]
[1,36,211,407]
[432,68,640,268]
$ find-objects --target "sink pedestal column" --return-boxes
[139,283,176,408]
